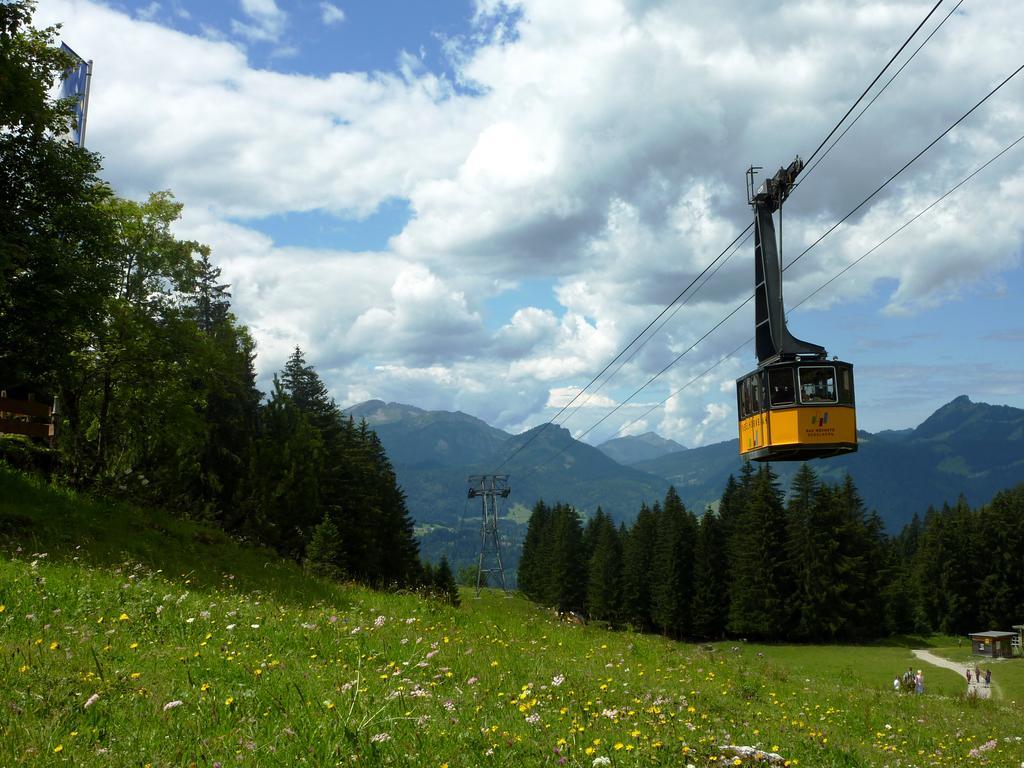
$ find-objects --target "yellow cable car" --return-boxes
[736,158,857,462]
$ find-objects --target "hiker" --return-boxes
[903,667,913,690]
[915,669,924,694]
[893,676,900,691]
[966,668,972,684]
[985,668,991,686]
[975,662,980,680]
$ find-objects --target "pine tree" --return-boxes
[434,556,460,607]
[550,503,586,613]
[306,512,345,580]
[518,500,554,603]
[650,488,696,638]
[977,484,1024,628]
[691,509,728,639]
[621,502,657,630]
[728,464,789,640]
[585,510,623,624]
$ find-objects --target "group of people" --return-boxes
[966,663,992,687]
[894,667,925,694]
[893,662,995,696]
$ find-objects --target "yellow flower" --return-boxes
[0,604,5,612]
[129,642,139,650]
[118,613,129,621]
[200,683,211,692]
[614,742,624,750]
[54,745,63,753]
[224,696,234,706]
[50,641,59,650]
[130,672,141,680]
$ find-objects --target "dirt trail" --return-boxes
[912,649,994,699]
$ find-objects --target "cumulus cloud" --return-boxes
[231,0,287,43]
[320,2,346,26]
[38,0,1024,443]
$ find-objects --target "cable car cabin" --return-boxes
[737,360,857,461]
[735,158,859,462]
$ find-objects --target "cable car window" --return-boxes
[751,375,763,414]
[799,367,837,404]
[837,366,855,405]
[769,368,795,406]
[739,378,750,418]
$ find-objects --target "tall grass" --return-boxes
[2,466,1022,766]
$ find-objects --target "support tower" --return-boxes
[467,474,511,597]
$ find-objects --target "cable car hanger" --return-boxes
[736,158,857,462]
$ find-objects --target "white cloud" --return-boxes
[320,2,346,26]
[37,0,1024,443]
[231,0,287,43]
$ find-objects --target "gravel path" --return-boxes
[912,649,994,699]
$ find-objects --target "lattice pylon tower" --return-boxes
[467,474,510,597]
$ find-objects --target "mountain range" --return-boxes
[346,396,1024,566]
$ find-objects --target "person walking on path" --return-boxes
[985,668,991,686]
[915,669,924,694]
[966,669,972,684]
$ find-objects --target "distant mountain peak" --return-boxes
[597,431,687,466]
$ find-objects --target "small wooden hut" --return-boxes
[968,630,1015,658]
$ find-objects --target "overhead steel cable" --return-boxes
[783,61,1024,276]
[519,70,1024,473]
[490,223,752,472]
[800,0,946,171]
[801,0,967,181]
[550,0,952,436]
[553,228,754,429]
[492,0,959,474]
[574,128,1024,456]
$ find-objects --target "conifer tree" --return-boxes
[306,511,345,580]
[434,556,461,607]
[976,484,1024,628]
[690,509,728,639]
[621,502,657,630]
[585,509,623,624]
[728,464,789,640]
[650,488,696,638]
[550,503,586,613]
[518,500,554,603]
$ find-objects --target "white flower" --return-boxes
[250,624,260,629]
[592,757,612,767]
[551,674,565,687]
[374,615,386,628]
[84,693,100,709]
[163,700,183,711]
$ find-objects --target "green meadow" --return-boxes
[2,466,1022,767]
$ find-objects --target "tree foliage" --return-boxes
[0,2,422,593]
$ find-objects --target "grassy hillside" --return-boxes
[2,465,1023,767]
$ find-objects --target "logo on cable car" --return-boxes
[807,411,835,438]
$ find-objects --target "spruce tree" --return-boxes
[650,488,696,638]
[585,510,623,624]
[690,509,728,639]
[306,511,345,580]
[621,502,657,630]
[728,464,789,640]
[434,556,461,607]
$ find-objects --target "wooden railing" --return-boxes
[0,393,56,441]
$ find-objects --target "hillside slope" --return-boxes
[2,464,1023,768]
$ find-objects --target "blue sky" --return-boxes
[43,0,1024,445]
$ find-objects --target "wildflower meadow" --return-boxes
[2,471,1024,767]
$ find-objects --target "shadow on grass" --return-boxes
[0,464,343,608]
